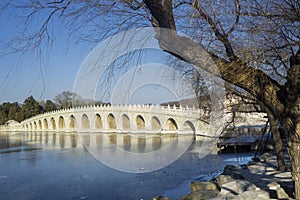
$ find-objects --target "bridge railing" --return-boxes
[20,104,208,125]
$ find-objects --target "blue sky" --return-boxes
[0,41,89,103]
[0,7,91,103]
[0,6,198,105]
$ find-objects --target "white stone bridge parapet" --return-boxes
[18,104,209,135]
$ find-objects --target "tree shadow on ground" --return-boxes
[239,153,294,199]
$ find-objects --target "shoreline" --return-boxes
[154,151,294,200]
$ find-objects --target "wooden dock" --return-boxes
[217,134,261,153]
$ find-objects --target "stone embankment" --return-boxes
[153,152,294,200]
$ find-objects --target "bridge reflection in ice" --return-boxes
[1,131,201,172]
[21,132,195,154]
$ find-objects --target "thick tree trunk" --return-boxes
[286,117,300,199]
[284,50,300,199]
[290,140,300,199]
[266,110,286,171]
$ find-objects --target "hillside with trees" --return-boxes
[0,91,103,125]
[0,96,47,125]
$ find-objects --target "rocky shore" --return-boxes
[153,152,294,200]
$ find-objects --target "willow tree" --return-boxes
[1,0,300,198]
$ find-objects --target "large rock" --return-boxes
[215,175,235,186]
[221,171,244,180]
[180,189,220,200]
[267,182,290,199]
[190,181,220,192]
[231,190,270,200]
[219,180,259,196]
[259,152,272,163]
[222,164,245,180]
[224,164,248,171]
[215,173,244,187]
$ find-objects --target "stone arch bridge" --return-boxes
[20,104,208,134]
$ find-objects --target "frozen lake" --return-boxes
[0,132,252,200]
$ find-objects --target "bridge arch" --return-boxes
[151,116,161,130]
[183,120,196,134]
[26,124,29,129]
[43,119,48,130]
[33,121,37,130]
[136,115,145,130]
[164,118,178,131]
[38,120,42,130]
[121,114,130,130]
[29,123,32,130]
[82,114,90,129]
[58,116,65,129]
[107,113,116,130]
[95,114,103,130]
[50,117,56,130]
[69,115,76,129]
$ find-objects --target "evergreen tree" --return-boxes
[20,96,43,120]
[8,102,21,122]
[44,100,57,112]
